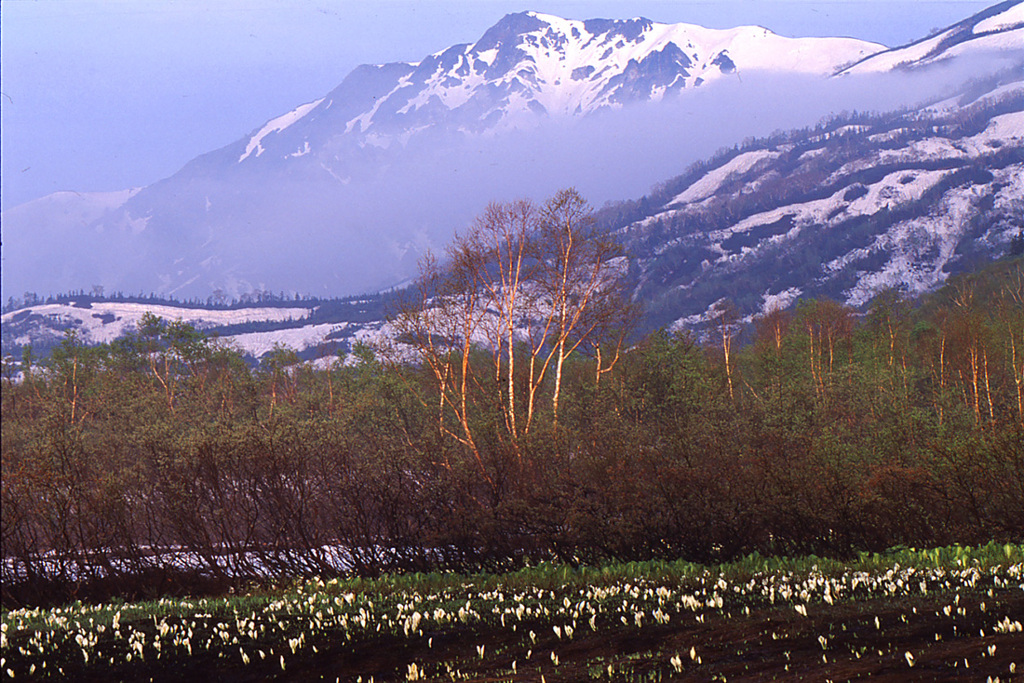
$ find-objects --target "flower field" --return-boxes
[2,543,1021,681]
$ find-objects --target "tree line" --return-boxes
[2,192,1021,608]
[3,290,348,316]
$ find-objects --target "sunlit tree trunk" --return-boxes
[1000,267,1024,427]
[1010,330,1024,426]
[983,350,996,424]
[938,330,947,426]
[720,308,735,403]
[535,188,631,428]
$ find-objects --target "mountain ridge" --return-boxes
[1,9,891,300]
[839,0,1023,74]
[5,68,1021,360]
[2,3,1021,305]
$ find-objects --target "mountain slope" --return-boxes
[6,71,1022,360]
[839,0,1023,74]
[611,75,1023,332]
[2,11,885,302]
[3,4,1021,323]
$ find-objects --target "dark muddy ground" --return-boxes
[49,586,1022,682]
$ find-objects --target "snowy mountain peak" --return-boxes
[229,11,884,165]
[5,5,1020,306]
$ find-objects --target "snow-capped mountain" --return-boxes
[2,11,885,302]
[839,0,1023,74]
[614,73,1023,332]
[227,12,880,155]
[3,4,1021,310]
[6,68,1022,361]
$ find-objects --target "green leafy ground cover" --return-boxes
[2,543,1021,681]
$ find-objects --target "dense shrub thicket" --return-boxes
[2,259,1022,607]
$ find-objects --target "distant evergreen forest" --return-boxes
[1,288,397,361]
[3,288,385,315]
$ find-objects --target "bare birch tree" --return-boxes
[1000,264,1024,427]
[391,188,632,456]
[452,200,539,442]
[711,300,739,403]
[527,188,632,427]
[390,252,494,488]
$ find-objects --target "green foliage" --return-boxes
[2,261,1023,608]
[2,544,1020,681]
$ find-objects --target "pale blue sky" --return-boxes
[0,0,998,207]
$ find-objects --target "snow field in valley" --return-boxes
[2,302,312,346]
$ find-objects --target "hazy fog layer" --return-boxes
[8,48,1017,302]
[0,1,998,209]
[3,0,1020,301]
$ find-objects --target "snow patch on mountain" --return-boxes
[844,35,948,74]
[239,98,323,162]
[974,109,1024,141]
[867,111,1023,165]
[943,27,1024,57]
[926,80,1024,113]
[349,74,415,133]
[840,1,1023,75]
[289,141,312,158]
[708,167,954,260]
[974,3,1024,33]
[839,180,997,307]
[761,287,802,315]
[1,302,312,346]
[2,188,140,223]
[670,150,779,206]
[224,323,347,358]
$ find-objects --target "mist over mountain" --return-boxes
[2,3,1022,303]
[613,76,1023,334]
[6,64,1021,363]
